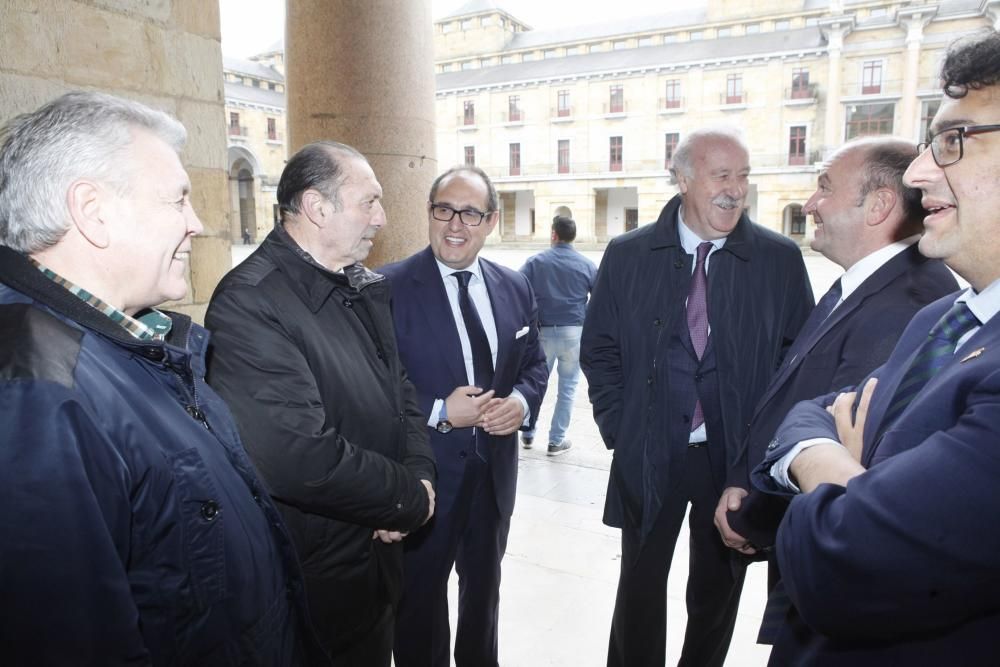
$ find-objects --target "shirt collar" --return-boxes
[436,256,483,284]
[957,276,1000,327]
[677,207,727,255]
[839,235,919,302]
[30,259,171,341]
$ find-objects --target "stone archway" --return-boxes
[228,145,262,244]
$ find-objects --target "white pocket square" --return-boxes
[515,326,530,339]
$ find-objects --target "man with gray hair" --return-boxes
[0,91,326,664]
[581,127,813,666]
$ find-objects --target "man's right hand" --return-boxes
[714,486,756,555]
[444,385,495,428]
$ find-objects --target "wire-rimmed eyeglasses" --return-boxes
[429,203,492,227]
[917,124,1000,167]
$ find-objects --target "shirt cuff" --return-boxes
[510,388,531,427]
[426,398,445,428]
[769,437,843,493]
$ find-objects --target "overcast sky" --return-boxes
[220,0,669,58]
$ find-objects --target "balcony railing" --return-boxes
[658,96,684,110]
[602,101,629,115]
[502,110,525,124]
[551,106,574,120]
[228,125,249,137]
[457,114,477,128]
[785,83,818,100]
[720,91,747,106]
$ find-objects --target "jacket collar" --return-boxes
[262,226,385,314]
[649,194,753,262]
[0,245,194,360]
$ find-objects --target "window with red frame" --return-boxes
[788,126,806,165]
[862,61,882,94]
[609,136,623,171]
[509,143,521,176]
[464,146,475,166]
[664,132,679,169]
[609,85,624,113]
[558,140,570,174]
[665,80,681,108]
[463,100,475,125]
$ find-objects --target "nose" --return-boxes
[187,202,204,236]
[803,191,819,214]
[903,148,937,189]
[372,200,387,228]
[725,177,747,200]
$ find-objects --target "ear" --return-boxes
[677,173,690,195]
[300,189,328,227]
[66,179,110,249]
[865,188,895,227]
[484,209,501,234]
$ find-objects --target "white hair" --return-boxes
[669,126,749,181]
[0,91,186,253]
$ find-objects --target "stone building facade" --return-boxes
[435,0,1000,243]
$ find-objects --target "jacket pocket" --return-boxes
[168,447,227,609]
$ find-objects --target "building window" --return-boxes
[846,102,895,139]
[664,34,678,43]
[862,60,883,94]
[745,23,760,34]
[557,89,571,117]
[609,84,624,113]
[461,18,473,30]
[267,117,277,141]
[509,143,521,176]
[921,100,941,142]
[788,204,807,235]
[665,79,681,109]
[788,126,807,165]
[523,52,535,61]
[480,16,491,26]
[501,54,515,64]
[613,40,627,50]
[609,136,623,172]
[464,146,475,166]
[442,22,455,33]
[508,95,522,122]
[806,17,818,26]
[870,7,887,17]
[461,61,475,70]
[775,19,790,30]
[252,79,260,88]
[228,111,241,136]
[690,30,704,40]
[638,36,653,47]
[726,73,743,104]
[718,27,732,37]
[463,100,475,125]
[665,132,679,169]
[268,82,276,90]
[791,68,811,98]
[544,49,558,59]
[558,140,570,174]
[566,46,580,56]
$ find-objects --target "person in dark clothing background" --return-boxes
[206,141,436,666]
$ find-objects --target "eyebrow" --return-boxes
[929,118,976,135]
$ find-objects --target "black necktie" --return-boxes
[782,278,843,368]
[452,271,494,391]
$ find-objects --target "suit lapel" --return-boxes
[412,248,468,387]
[481,258,515,379]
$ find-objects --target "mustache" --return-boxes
[712,195,742,210]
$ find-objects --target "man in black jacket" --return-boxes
[581,127,814,667]
[206,142,436,666]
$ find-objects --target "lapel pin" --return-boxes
[960,347,985,363]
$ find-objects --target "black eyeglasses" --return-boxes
[917,124,1000,167]
[429,203,492,227]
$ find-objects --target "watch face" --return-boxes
[436,420,453,434]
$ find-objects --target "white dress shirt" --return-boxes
[427,257,530,426]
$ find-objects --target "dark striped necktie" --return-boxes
[881,301,978,428]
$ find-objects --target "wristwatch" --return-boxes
[435,402,453,434]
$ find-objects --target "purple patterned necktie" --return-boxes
[687,241,713,430]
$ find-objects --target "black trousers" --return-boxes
[394,455,511,667]
[608,444,746,667]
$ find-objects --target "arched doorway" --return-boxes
[228,146,262,244]
[782,203,806,240]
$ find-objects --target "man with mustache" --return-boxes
[581,127,814,666]
[205,142,436,666]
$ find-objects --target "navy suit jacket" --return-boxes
[380,247,548,518]
[752,293,1000,664]
[728,244,957,546]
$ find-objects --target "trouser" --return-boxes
[524,324,582,444]
[608,444,746,667]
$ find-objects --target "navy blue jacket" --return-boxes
[752,293,1000,665]
[581,195,814,543]
[0,247,326,666]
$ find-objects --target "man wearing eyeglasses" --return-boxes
[381,166,548,667]
[750,29,1000,664]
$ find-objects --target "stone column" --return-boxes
[897,7,936,140]
[285,0,438,268]
[819,18,853,158]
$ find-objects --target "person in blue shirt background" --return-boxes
[520,215,598,455]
